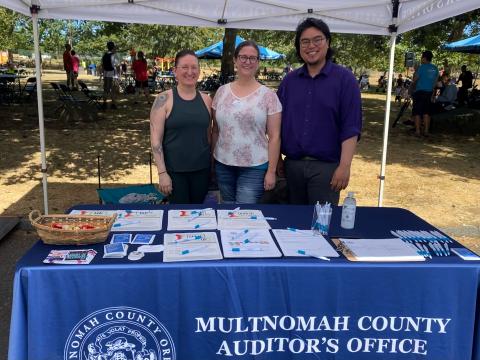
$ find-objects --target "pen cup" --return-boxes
[312,207,332,236]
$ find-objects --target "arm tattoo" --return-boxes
[152,144,163,156]
[152,93,168,111]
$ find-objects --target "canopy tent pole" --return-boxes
[377,33,397,206]
[377,0,399,207]
[31,5,49,214]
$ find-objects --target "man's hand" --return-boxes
[276,157,285,178]
[330,163,351,192]
[158,172,173,196]
[264,171,276,191]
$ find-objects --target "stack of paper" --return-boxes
[163,232,223,262]
[338,238,425,262]
[43,249,97,265]
[220,229,281,258]
[272,229,339,258]
[103,243,129,258]
[217,209,271,230]
[167,209,217,231]
[69,209,164,232]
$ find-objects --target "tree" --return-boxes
[220,28,237,80]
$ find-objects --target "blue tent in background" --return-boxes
[443,34,480,54]
[195,36,285,60]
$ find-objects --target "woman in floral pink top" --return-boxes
[212,40,282,203]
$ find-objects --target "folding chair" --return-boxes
[22,77,37,101]
[59,83,99,122]
[78,80,102,108]
[50,82,75,120]
[96,152,165,205]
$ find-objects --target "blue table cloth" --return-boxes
[8,205,480,360]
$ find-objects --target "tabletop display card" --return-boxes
[220,229,281,258]
[163,232,223,262]
[69,209,164,232]
[43,249,97,265]
[338,238,425,262]
[167,209,217,231]
[217,209,271,230]
[272,229,339,258]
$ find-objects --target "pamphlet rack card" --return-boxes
[29,210,117,245]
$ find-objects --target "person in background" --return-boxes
[395,73,404,103]
[441,59,451,77]
[277,17,362,205]
[457,65,473,106]
[211,40,282,204]
[132,51,150,104]
[411,50,439,137]
[150,50,212,204]
[88,62,97,77]
[121,61,127,77]
[71,50,80,90]
[63,43,74,89]
[433,74,457,112]
[102,41,120,109]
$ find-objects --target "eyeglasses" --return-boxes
[177,66,199,72]
[300,36,327,48]
[237,55,259,64]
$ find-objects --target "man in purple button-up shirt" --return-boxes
[277,17,362,205]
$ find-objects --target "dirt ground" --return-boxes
[1,70,479,248]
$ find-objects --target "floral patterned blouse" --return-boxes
[212,83,282,167]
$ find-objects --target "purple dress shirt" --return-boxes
[277,61,362,163]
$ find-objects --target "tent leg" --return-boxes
[31,7,49,214]
[377,32,397,207]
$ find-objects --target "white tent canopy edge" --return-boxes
[1,0,478,213]
[1,0,478,35]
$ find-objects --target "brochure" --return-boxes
[220,229,281,258]
[43,249,97,265]
[217,209,271,230]
[163,232,222,262]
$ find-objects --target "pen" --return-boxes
[428,242,440,256]
[231,229,249,240]
[228,207,241,216]
[181,245,209,255]
[287,228,315,237]
[250,216,277,220]
[231,247,264,252]
[194,220,211,229]
[297,249,330,261]
[421,244,432,259]
[188,208,213,222]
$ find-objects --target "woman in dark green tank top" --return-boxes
[150,50,212,204]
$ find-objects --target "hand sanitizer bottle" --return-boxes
[341,192,356,229]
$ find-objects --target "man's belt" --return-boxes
[300,156,318,161]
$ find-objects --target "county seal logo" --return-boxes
[64,307,176,360]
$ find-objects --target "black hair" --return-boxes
[294,17,333,63]
[174,49,198,66]
[71,50,76,56]
[107,41,115,51]
[234,40,260,59]
[137,51,147,63]
[421,50,433,62]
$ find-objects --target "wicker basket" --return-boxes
[29,210,117,245]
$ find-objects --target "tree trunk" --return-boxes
[220,28,237,82]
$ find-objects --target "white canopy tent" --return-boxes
[1,0,479,213]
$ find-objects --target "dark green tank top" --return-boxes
[163,87,211,172]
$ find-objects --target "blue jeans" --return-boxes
[215,161,266,204]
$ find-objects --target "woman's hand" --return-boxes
[264,171,276,191]
[158,172,173,196]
